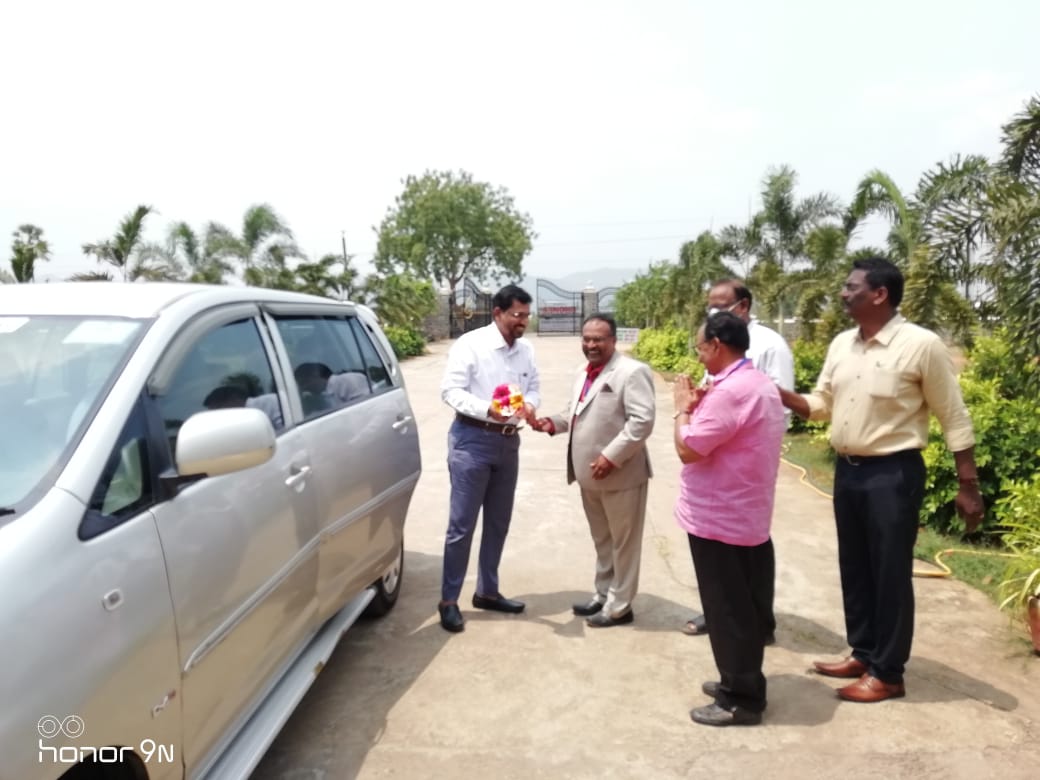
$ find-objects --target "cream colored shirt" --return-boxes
[803,314,975,456]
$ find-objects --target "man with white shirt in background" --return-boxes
[682,279,794,640]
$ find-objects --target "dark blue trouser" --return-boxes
[833,450,925,684]
[441,420,521,602]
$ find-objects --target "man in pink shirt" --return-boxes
[673,311,785,726]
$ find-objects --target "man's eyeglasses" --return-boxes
[706,301,741,316]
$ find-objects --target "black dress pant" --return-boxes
[832,450,925,684]
[688,534,771,713]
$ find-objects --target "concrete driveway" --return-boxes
[252,334,1040,779]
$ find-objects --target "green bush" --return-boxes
[995,475,1040,609]
[384,325,426,358]
[790,339,829,434]
[631,327,705,382]
[921,373,1040,536]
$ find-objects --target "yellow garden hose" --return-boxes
[779,457,1016,579]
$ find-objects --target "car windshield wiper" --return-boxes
[0,508,15,517]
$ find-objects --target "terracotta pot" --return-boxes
[1029,595,1040,656]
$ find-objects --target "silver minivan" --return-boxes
[0,283,422,780]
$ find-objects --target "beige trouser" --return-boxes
[579,481,648,617]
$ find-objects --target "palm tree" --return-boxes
[217,204,301,281]
[670,232,732,333]
[82,205,181,281]
[718,216,765,278]
[753,165,843,330]
[9,224,51,282]
[989,95,1040,388]
[294,253,361,299]
[167,222,236,284]
[789,224,850,342]
[848,169,920,264]
[915,154,992,304]
[68,270,115,282]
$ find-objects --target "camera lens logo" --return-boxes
[37,716,85,740]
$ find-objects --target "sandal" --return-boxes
[681,614,708,636]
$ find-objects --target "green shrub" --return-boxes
[962,328,1038,401]
[384,325,426,358]
[921,374,1040,536]
[995,475,1040,610]
[790,339,829,434]
[631,327,705,382]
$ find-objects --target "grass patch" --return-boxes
[912,527,1013,604]
[782,432,835,494]
[781,432,1012,603]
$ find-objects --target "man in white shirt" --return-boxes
[683,279,794,641]
[438,285,541,633]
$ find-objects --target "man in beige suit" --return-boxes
[533,314,656,627]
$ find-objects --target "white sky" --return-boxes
[1,0,1037,284]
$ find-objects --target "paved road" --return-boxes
[252,334,1040,780]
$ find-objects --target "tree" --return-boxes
[82,205,181,281]
[373,170,536,296]
[848,169,920,264]
[167,222,236,284]
[741,166,842,330]
[217,203,301,279]
[614,262,672,329]
[9,224,51,282]
[294,253,361,300]
[916,154,992,303]
[671,232,732,333]
[989,95,1040,389]
[363,273,437,330]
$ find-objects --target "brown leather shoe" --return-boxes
[812,656,868,678]
[837,674,906,703]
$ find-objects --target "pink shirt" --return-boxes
[675,360,785,546]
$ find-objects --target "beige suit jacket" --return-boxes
[549,351,655,491]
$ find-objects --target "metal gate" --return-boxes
[597,286,618,316]
[536,278,583,335]
[449,278,493,338]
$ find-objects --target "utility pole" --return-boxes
[341,231,348,263]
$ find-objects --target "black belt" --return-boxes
[839,449,919,466]
[455,413,518,436]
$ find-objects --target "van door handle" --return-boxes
[392,415,413,431]
[285,465,311,488]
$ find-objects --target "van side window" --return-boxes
[349,317,392,391]
[274,316,373,421]
[80,399,156,539]
[157,319,283,451]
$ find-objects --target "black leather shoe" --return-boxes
[471,593,525,613]
[439,603,465,633]
[702,681,720,698]
[690,702,762,726]
[572,599,604,617]
[586,609,634,628]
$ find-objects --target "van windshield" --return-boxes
[0,315,144,509]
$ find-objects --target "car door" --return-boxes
[148,304,320,774]
[263,306,420,620]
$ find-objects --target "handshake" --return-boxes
[486,383,555,432]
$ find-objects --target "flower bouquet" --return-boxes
[491,383,525,417]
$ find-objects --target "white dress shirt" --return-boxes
[441,323,541,421]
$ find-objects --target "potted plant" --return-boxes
[996,481,1040,655]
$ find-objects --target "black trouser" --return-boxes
[688,534,771,713]
[832,450,925,684]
